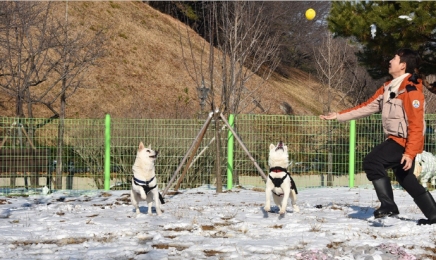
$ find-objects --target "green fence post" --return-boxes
[104,114,111,190]
[227,114,235,190]
[349,120,356,188]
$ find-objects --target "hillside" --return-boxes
[0,2,349,119]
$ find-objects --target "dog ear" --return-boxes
[269,144,275,150]
[147,144,151,149]
[139,142,145,151]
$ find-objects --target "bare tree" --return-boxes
[313,32,349,113]
[0,2,105,119]
[48,2,106,189]
[216,2,281,114]
[0,2,106,189]
[331,43,379,107]
[314,32,386,112]
[179,1,280,115]
[0,2,58,119]
[155,1,331,77]
[177,1,281,192]
[265,1,331,76]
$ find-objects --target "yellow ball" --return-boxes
[305,8,316,20]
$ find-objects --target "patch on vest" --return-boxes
[412,100,420,108]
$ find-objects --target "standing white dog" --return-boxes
[264,141,299,214]
[131,142,165,215]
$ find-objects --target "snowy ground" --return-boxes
[0,186,436,260]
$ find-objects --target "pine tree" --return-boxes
[328,1,436,79]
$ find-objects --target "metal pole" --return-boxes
[226,114,235,189]
[349,120,356,188]
[104,114,111,190]
[220,112,267,181]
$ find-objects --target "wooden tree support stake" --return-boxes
[162,111,267,197]
[162,112,213,196]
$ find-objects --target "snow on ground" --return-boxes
[0,186,436,260]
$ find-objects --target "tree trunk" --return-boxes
[55,90,66,190]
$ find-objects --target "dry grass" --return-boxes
[204,249,223,257]
[12,236,115,247]
[1,2,350,119]
[201,225,215,231]
[0,199,10,205]
[152,243,189,251]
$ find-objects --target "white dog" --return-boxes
[264,141,299,215]
[414,151,436,188]
[131,142,165,215]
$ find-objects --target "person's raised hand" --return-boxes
[319,112,338,120]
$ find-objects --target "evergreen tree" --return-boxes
[328,1,436,79]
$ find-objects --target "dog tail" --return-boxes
[159,192,165,204]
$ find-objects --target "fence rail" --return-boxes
[1,114,436,195]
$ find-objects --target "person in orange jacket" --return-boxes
[320,48,436,225]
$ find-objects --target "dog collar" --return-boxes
[133,176,155,186]
[269,166,288,173]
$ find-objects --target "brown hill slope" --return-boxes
[1,2,349,119]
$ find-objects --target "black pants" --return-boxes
[363,138,426,199]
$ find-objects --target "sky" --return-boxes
[0,185,436,260]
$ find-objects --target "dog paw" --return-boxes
[293,206,300,213]
[279,210,286,215]
[264,206,270,212]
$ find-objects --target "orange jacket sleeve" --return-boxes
[402,81,425,158]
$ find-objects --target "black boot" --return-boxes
[372,177,399,218]
[414,191,436,225]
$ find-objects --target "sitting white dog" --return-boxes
[131,142,165,215]
[264,141,299,215]
[414,151,436,188]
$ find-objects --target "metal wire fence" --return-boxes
[1,114,435,195]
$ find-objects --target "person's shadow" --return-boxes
[348,205,416,226]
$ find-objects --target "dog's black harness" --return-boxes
[133,176,157,195]
[133,176,165,204]
[269,166,298,194]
